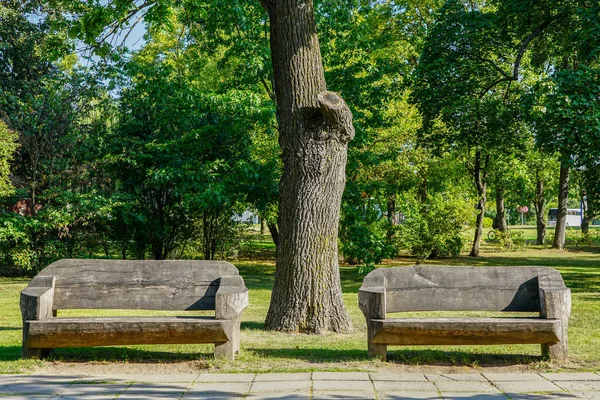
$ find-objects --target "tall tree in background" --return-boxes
[60,0,355,332]
[412,0,527,256]
[495,0,600,249]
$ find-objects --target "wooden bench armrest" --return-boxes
[539,287,571,319]
[215,275,249,320]
[21,276,55,322]
[538,274,571,318]
[358,275,386,319]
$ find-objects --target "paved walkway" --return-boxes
[0,372,599,399]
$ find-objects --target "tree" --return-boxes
[60,0,355,332]
[411,0,528,256]
[0,121,18,198]
[493,0,600,249]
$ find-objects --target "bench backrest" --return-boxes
[364,266,566,313]
[35,259,239,311]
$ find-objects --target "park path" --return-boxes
[0,371,599,399]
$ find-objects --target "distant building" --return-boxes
[232,210,259,224]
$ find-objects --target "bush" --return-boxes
[396,193,472,262]
[483,217,494,228]
[496,230,526,250]
[340,218,396,273]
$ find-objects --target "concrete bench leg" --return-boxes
[215,341,235,361]
[542,341,568,363]
[368,342,387,361]
[23,347,52,359]
[367,323,387,361]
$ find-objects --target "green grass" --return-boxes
[1,234,599,374]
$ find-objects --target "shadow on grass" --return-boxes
[0,326,21,331]
[248,347,541,366]
[48,347,213,364]
[241,321,265,330]
[248,347,367,362]
[387,349,544,366]
[0,346,22,361]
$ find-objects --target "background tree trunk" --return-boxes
[495,188,508,232]
[581,196,590,235]
[552,164,570,250]
[260,218,267,235]
[263,0,353,333]
[534,178,546,245]
[470,150,488,257]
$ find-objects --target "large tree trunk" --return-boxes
[263,0,353,333]
[495,188,508,232]
[534,177,547,245]
[552,164,570,250]
[469,150,488,257]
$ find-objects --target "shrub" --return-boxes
[396,193,472,262]
[496,230,526,250]
[483,217,494,228]
[340,218,396,273]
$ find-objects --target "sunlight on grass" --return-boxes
[1,243,599,374]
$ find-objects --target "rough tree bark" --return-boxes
[534,177,547,245]
[552,164,570,250]
[263,0,354,333]
[387,199,397,225]
[470,150,489,257]
[495,188,508,232]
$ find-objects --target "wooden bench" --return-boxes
[358,266,571,362]
[21,259,248,361]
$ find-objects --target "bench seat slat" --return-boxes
[26,317,228,348]
[372,317,561,346]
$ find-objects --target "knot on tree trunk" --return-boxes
[317,91,355,144]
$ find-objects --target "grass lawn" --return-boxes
[1,230,599,374]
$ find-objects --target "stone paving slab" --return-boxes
[14,374,84,384]
[541,373,600,381]
[483,373,546,382]
[58,395,119,399]
[370,373,428,382]
[58,383,130,396]
[250,380,312,393]
[440,374,489,382]
[136,373,198,382]
[373,381,438,392]
[312,390,376,399]
[0,374,26,386]
[183,392,243,399]
[77,374,142,383]
[556,381,600,392]
[493,380,564,393]
[439,393,508,400]
[254,373,312,382]
[505,393,582,399]
[196,373,255,382]
[189,381,252,393]
[572,392,600,399]
[380,392,441,399]
[118,395,181,400]
[312,372,370,381]
[0,397,54,400]
[313,379,373,391]
[433,380,500,393]
[245,393,311,399]
[0,382,71,395]
[123,382,191,394]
